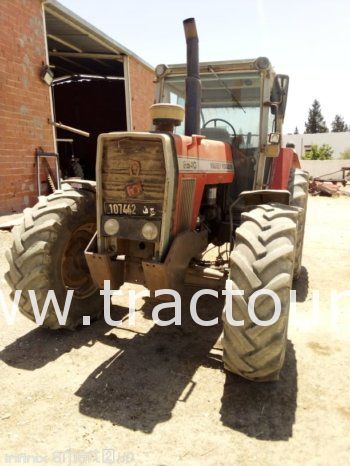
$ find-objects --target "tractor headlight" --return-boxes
[104,218,120,236]
[142,222,158,241]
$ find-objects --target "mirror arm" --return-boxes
[263,100,282,107]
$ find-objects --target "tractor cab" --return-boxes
[155,58,289,192]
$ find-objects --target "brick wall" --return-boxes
[129,57,155,131]
[0,0,54,213]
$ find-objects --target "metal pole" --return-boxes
[50,121,90,137]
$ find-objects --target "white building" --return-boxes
[282,131,350,158]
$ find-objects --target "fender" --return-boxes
[269,148,301,190]
[238,189,290,207]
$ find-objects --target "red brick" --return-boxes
[0,0,54,213]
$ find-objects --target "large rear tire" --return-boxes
[222,204,298,382]
[288,168,309,279]
[5,184,102,330]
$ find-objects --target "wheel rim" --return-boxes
[61,223,97,299]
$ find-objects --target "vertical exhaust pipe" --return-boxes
[183,18,201,136]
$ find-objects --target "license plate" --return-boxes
[104,202,162,218]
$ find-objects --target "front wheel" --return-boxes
[5,184,102,329]
[222,204,298,382]
[288,168,309,279]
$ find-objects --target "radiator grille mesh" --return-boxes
[101,138,165,203]
[178,179,195,231]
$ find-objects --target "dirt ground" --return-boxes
[0,196,349,465]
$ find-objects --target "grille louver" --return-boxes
[178,178,195,231]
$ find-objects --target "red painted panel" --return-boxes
[172,134,234,233]
[269,148,301,190]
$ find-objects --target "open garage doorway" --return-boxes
[52,73,127,180]
[44,2,132,181]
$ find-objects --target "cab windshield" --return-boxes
[161,71,262,149]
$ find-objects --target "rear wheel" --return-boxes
[222,204,298,382]
[288,168,309,279]
[5,184,102,329]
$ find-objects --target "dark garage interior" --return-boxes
[52,74,127,180]
[45,4,130,180]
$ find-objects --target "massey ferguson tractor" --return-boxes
[5,18,308,382]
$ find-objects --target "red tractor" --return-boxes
[6,18,308,382]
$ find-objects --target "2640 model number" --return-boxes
[105,203,136,215]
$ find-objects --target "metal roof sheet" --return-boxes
[44,0,153,71]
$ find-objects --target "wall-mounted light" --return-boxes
[40,64,54,86]
[155,63,168,78]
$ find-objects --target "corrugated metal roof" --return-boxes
[44,0,153,70]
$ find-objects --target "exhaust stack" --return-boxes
[183,18,201,136]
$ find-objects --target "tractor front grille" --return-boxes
[101,137,166,219]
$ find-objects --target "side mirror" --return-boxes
[270,74,289,119]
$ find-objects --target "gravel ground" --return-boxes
[0,196,349,465]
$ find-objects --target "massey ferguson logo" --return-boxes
[126,181,143,198]
[126,160,142,197]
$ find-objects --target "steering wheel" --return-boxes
[203,118,236,138]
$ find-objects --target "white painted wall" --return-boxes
[282,132,350,158]
[300,160,350,180]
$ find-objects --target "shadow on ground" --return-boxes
[220,340,297,441]
[0,305,129,370]
[76,290,223,433]
[1,283,299,439]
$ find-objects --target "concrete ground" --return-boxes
[0,196,349,465]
